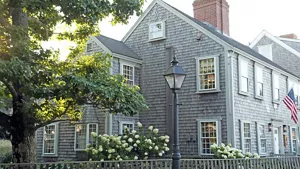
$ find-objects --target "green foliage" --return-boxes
[87,122,170,161]
[210,143,260,159]
[0,0,147,162]
[0,140,12,163]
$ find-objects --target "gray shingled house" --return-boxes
[36,0,300,162]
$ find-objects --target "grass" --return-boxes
[0,140,12,158]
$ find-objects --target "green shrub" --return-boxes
[87,122,170,161]
[0,140,12,163]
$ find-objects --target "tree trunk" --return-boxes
[11,132,36,163]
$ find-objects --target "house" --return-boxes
[36,0,300,162]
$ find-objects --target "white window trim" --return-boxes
[272,71,280,103]
[86,42,93,52]
[42,123,59,156]
[238,56,249,95]
[148,21,166,41]
[197,119,221,155]
[240,120,251,153]
[254,63,264,99]
[195,55,220,93]
[120,61,135,86]
[119,121,135,134]
[290,127,297,153]
[74,123,99,151]
[256,122,267,155]
[258,44,273,60]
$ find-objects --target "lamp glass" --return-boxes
[174,74,186,89]
[165,74,175,89]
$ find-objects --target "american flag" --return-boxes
[283,88,298,124]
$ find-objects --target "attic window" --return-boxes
[258,44,272,60]
[87,43,93,52]
[149,21,166,41]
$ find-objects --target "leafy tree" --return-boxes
[0,0,146,163]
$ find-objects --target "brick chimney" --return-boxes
[279,33,297,39]
[193,0,230,35]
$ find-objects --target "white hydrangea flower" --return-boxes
[133,143,137,147]
[136,140,140,144]
[158,153,162,156]
[153,129,159,134]
[134,156,138,160]
[135,135,139,139]
[128,138,133,143]
[165,139,169,143]
[165,147,169,151]
[148,126,153,131]
[154,146,159,150]
[144,152,148,156]
[137,122,143,128]
[160,136,165,140]
[149,146,153,150]
[132,130,137,134]
[91,132,97,137]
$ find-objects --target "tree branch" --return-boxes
[1,79,18,100]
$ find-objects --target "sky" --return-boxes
[99,0,300,45]
[46,0,300,59]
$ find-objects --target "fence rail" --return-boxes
[1,157,300,169]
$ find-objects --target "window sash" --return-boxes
[199,58,216,90]
[240,121,251,153]
[240,60,248,77]
[122,65,134,86]
[200,121,218,154]
[274,88,280,101]
[119,121,135,134]
[256,82,263,97]
[149,22,164,40]
[43,124,57,155]
[239,58,249,93]
[291,127,297,152]
[241,76,248,93]
[75,123,98,150]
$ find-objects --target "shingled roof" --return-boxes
[163,1,299,78]
[95,35,141,60]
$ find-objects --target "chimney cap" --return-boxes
[279,33,297,39]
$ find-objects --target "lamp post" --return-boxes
[164,54,186,169]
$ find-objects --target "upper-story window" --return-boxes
[258,44,273,60]
[149,21,166,41]
[43,123,58,155]
[272,72,280,102]
[255,63,264,98]
[74,123,98,151]
[196,55,219,92]
[86,43,93,52]
[122,64,134,86]
[239,56,249,94]
[288,79,299,106]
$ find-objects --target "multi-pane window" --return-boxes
[291,127,297,152]
[257,124,267,154]
[200,121,218,154]
[122,65,134,86]
[273,73,280,102]
[199,58,216,90]
[255,65,264,97]
[149,21,165,40]
[239,58,249,93]
[75,123,98,150]
[43,124,57,154]
[119,121,134,134]
[242,122,251,153]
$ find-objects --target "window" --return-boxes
[258,44,273,60]
[86,43,93,52]
[75,123,98,150]
[291,127,297,152]
[119,121,134,134]
[239,57,249,94]
[149,21,165,41]
[272,72,280,102]
[196,56,219,92]
[122,64,134,86]
[255,64,264,98]
[240,121,251,153]
[256,123,267,154]
[43,123,58,155]
[198,121,219,154]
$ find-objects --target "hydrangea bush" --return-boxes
[86,122,170,161]
[210,143,260,159]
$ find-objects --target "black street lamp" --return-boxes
[164,54,186,169]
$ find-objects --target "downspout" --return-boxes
[224,47,235,147]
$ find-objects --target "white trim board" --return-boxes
[249,30,300,59]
